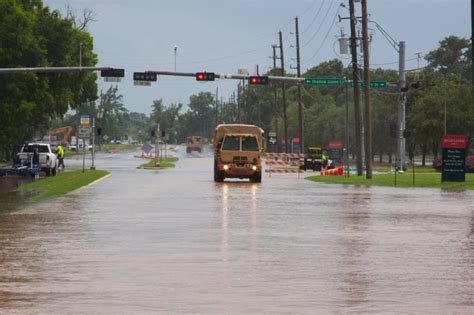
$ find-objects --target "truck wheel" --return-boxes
[216,170,225,182]
[186,148,191,154]
[45,168,51,177]
[251,172,262,183]
[52,166,57,176]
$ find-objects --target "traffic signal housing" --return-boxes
[133,72,157,81]
[248,76,269,85]
[101,68,125,78]
[196,72,215,81]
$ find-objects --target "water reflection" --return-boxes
[337,189,373,309]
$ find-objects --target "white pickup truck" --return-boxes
[17,143,58,176]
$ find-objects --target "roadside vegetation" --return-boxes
[20,169,110,202]
[306,173,474,190]
[139,157,179,169]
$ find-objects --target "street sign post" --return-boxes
[80,115,92,126]
[78,126,92,138]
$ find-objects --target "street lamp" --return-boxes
[174,45,177,72]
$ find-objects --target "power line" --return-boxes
[301,0,335,48]
[302,4,342,65]
[300,0,327,35]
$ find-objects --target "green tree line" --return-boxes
[0,0,471,169]
[0,0,97,159]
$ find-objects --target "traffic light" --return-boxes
[196,72,215,81]
[248,76,269,85]
[101,68,125,78]
[133,72,157,81]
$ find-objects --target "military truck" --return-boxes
[213,124,264,183]
[186,136,204,153]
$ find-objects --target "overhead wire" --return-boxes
[302,3,342,65]
[301,0,335,48]
[300,0,327,35]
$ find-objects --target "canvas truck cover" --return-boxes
[213,124,264,147]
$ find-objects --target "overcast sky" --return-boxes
[43,0,471,114]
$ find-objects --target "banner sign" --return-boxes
[328,141,343,163]
[441,135,467,182]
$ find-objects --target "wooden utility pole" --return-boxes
[272,45,279,152]
[361,0,372,178]
[349,0,363,176]
[279,31,289,153]
[295,17,304,154]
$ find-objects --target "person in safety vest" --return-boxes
[57,145,65,170]
[321,152,328,170]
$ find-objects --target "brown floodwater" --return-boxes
[0,147,473,313]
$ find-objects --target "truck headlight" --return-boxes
[223,164,229,171]
[252,165,257,171]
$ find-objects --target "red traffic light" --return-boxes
[196,72,215,81]
[248,76,269,85]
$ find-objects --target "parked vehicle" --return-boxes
[16,143,58,176]
[213,124,264,183]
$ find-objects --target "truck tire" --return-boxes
[251,172,262,183]
[45,168,51,177]
[186,147,191,154]
[52,165,57,176]
[216,171,225,182]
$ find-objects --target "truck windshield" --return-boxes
[242,136,259,151]
[222,136,240,151]
[23,145,50,153]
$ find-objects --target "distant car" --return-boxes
[111,140,122,144]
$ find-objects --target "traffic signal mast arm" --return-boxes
[146,70,304,84]
[0,66,116,74]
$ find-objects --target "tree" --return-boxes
[0,0,98,159]
[425,35,472,81]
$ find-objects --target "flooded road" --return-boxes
[0,147,473,313]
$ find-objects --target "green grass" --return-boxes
[306,172,474,190]
[98,144,139,152]
[372,165,436,173]
[140,157,179,168]
[20,169,110,202]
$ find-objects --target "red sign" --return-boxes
[291,138,300,143]
[442,135,467,149]
[329,141,343,149]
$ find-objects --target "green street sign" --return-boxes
[369,80,387,88]
[348,80,387,88]
[305,78,387,88]
[304,78,344,86]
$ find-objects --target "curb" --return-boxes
[78,173,112,190]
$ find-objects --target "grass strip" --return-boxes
[306,172,474,190]
[140,157,179,169]
[20,169,110,202]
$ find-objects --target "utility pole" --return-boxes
[361,0,372,179]
[398,41,406,171]
[279,31,289,153]
[349,0,363,176]
[215,87,219,127]
[237,82,241,123]
[295,17,304,154]
[272,44,279,152]
[344,77,350,177]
